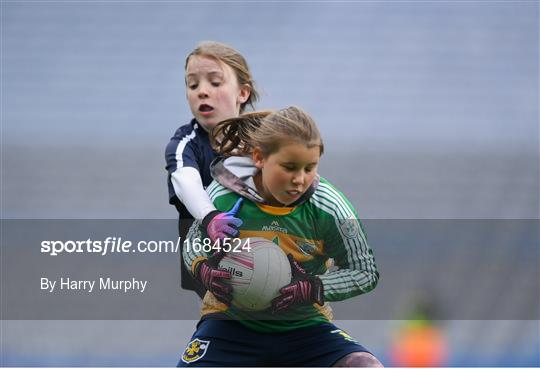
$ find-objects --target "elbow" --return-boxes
[364,270,380,294]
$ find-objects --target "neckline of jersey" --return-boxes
[254,203,297,216]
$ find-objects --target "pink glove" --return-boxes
[196,251,232,305]
[203,198,243,242]
[272,254,324,313]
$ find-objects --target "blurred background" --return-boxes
[2,1,538,367]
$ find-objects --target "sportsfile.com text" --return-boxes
[40,237,249,256]
[40,237,182,256]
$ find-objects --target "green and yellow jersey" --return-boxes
[183,157,379,333]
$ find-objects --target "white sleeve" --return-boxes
[171,167,217,219]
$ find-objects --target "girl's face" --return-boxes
[253,142,320,207]
[185,55,250,132]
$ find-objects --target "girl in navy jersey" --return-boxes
[165,41,259,297]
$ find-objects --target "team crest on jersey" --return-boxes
[297,240,317,255]
[181,338,210,364]
[339,218,360,239]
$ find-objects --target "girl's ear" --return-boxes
[237,84,251,105]
[252,147,265,169]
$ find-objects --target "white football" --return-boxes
[218,237,292,311]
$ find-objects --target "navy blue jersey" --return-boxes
[165,119,217,218]
[165,118,217,297]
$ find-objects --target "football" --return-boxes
[218,237,292,311]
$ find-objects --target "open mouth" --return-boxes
[198,104,214,113]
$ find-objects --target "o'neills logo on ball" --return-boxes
[221,266,244,277]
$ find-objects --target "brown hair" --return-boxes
[185,41,259,113]
[211,106,324,158]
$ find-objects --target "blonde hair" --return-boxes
[211,106,324,158]
[185,41,259,113]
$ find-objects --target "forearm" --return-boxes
[181,219,233,305]
[319,268,379,302]
[171,167,216,219]
[181,220,210,276]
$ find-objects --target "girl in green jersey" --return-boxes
[179,106,382,367]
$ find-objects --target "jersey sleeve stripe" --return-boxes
[310,183,378,296]
[310,195,359,271]
[173,126,198,171]
[206,181,221,198]
[310,188,367,244]
[310,192,369,272]
[320,269,377,299]
[316,184,369,248]
[208,185,232,202]
[176,128,196,169]
[318,183,355,217]
[313,185,370,252]
[182,219,209,274]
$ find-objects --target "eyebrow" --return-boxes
[186,71,224,78]
[282,161,319,166]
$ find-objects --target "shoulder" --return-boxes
[169,120,203,142]
[206,181,238,210]
[165,120,207,155]
[308,177,358,219]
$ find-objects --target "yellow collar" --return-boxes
[255,203,296,215]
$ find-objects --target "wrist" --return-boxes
[193,258,208,281]
[190,256,208,276]
[202,210,221,229]
[310,276,324,305]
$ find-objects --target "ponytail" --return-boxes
[211,111,273,157]
[211,106,324,158]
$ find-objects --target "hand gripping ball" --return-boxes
[218,237,292,311]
